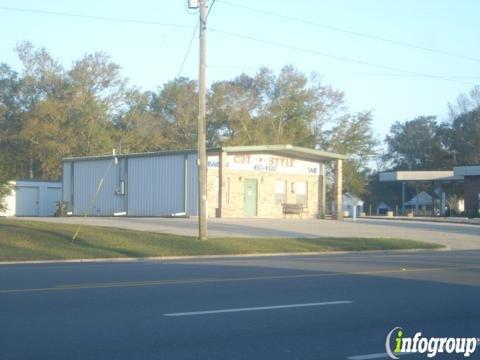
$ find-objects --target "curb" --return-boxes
[0,247,449,266]
[363,216,480,226]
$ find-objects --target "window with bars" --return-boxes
[295,181,308,207]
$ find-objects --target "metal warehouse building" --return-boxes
[62,145,346,219]
[0,180,62,217]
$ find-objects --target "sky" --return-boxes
[0,0,479,143]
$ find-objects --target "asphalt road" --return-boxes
[1,250,479,359]
[16,216,480,250]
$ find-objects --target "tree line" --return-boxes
[367,87,480,210]
[384,88,480,171]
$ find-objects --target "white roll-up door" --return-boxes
[15,186,39,216]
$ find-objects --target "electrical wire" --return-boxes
[178,1,213,78]
[206,0,216,20]
[2,3,477,85]
[177,20,199,78]
[216,0,480,64]
[207,65,480,80]
[0,5,194,29]
[208,28,477,86]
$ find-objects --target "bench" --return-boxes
[282,203,305,217]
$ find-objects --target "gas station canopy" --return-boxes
[379,171,463,182]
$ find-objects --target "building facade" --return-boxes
[454,166,480,217]
[61,145,346,219]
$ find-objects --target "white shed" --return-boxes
[342,193,364,217]
[0,180,62,217]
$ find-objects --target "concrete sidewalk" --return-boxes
[11,216,480,250]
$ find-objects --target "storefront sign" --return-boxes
[207,154,320,175]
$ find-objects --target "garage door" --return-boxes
[16,186,39,216]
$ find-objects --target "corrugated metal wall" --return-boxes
[62,153,199,217]
[73,158,125,216]
[14,181,62,216]
[127,154,186,216]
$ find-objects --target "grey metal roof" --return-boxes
[15,179,61,184]
[62,149,198,162]
[63,145,346,163]
[454,165,480,177]
[220,145,346,161]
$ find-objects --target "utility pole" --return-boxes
[197,0,208,240]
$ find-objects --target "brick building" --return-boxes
[206,145,346,219]
[454,166,480,217]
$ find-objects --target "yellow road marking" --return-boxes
[1,265,479,294]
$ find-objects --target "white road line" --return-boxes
[348,352,410,359]
[164,300,352,317]
[347,353,389,360]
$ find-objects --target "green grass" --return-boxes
[0,219,443,261]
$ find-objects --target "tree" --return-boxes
[0,181,11,212]
[318,111,378,196]
[209,69,270,145]
[441,86,480,166]
[150,77,198,150]
[448,85,480,119]
[209,66,345,147]
[113,90,167,153]
[448,107,480,165]
[383,116,452,170]
[0,42,130,179]
[0,64,28,179]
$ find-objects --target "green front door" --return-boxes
[244,179,258,217]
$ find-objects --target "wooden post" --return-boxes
[317,164,326,218]
[334,159,343,220]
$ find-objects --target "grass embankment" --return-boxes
[0,219,442,261]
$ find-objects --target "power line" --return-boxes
[208,28,477,86]
[177,0,217,80]
[216,0,480,64]
[2,3,476,86]
[207,65,480,80]
[0,5,193,29]
[206,0,216,20]
[177,20,199,78]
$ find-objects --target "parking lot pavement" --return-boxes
[1,250,479,359]
[14,216,480,250]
